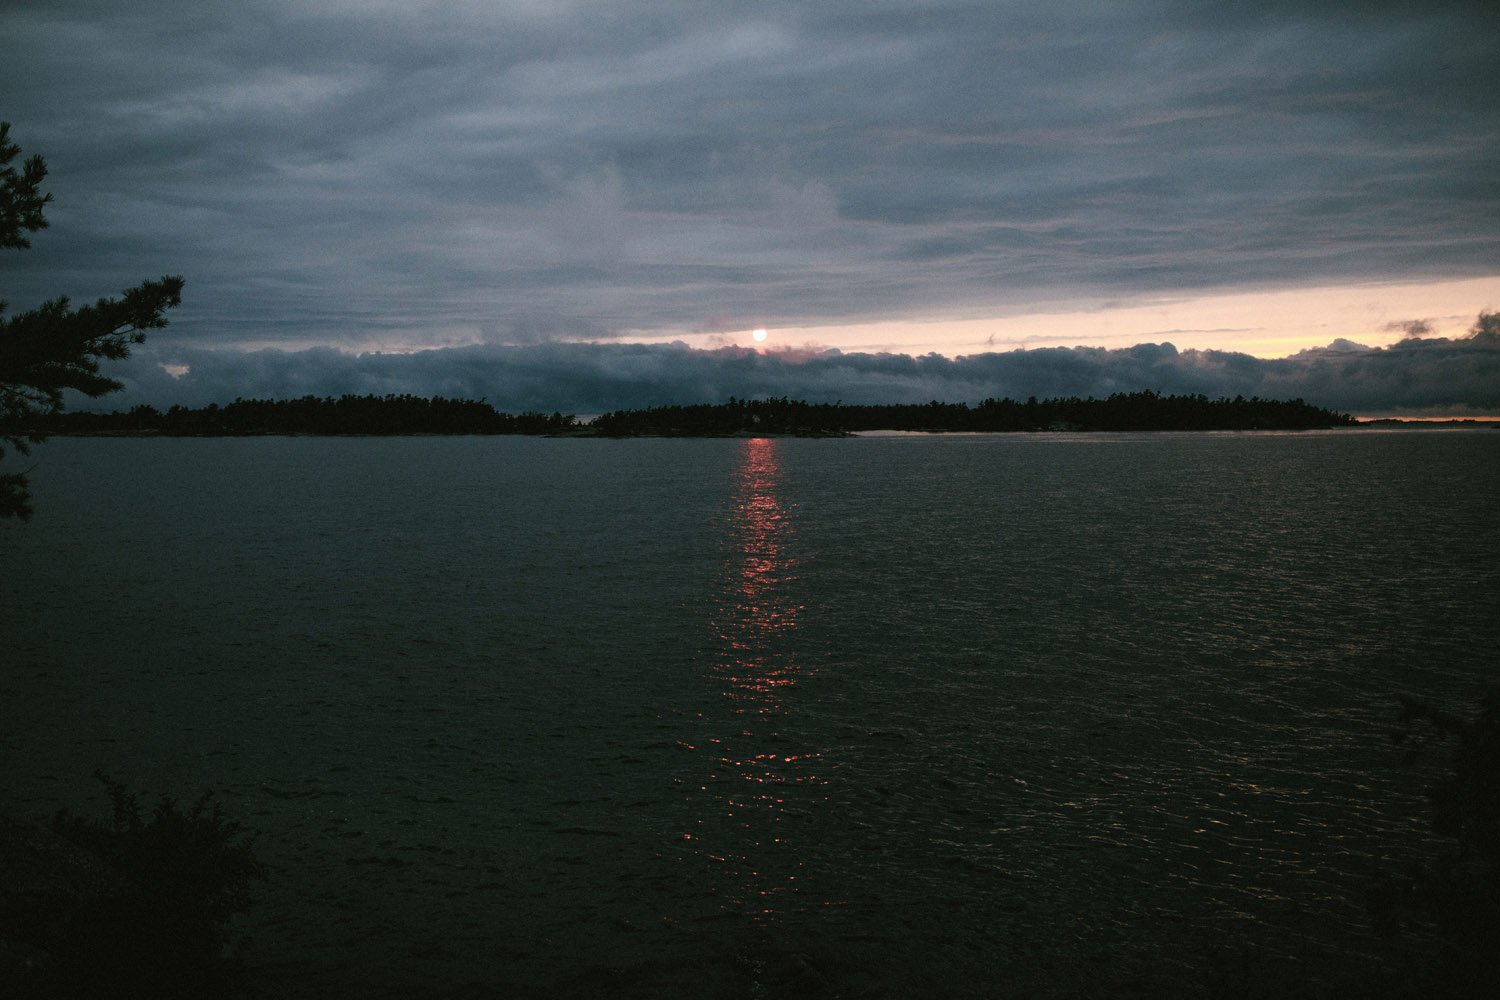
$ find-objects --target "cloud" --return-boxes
[1383,319,1433,339]
[3,1,1498,351]
[90,317,1500,417]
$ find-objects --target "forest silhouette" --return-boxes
[30,390,1354,437]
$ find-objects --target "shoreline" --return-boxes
[18,421,1495,439]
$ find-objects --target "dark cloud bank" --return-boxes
[100,318,1500,418]
[3,1,1498,349]
[6,2,1499,417]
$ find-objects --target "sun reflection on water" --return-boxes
[687,437,828,919]
[717,437,803,708]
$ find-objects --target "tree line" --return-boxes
[27,389,1356,438]
[32,394,578,436]
[590,391,1356,435]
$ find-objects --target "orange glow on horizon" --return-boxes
[619,276,1500,360]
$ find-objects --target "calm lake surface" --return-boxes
[4,430,1498,997]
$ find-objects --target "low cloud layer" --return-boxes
[95,317,1500,417]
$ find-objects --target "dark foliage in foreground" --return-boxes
[1368,689,1500,996]
[35,772,265,999]
[1,121,183,519]
[591,391,1357,435]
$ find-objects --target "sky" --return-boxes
[2,0,1498,416]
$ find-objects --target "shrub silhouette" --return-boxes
[42,771,265,999]
[1368,689,1500,996]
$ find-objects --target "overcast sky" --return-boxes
[3,0,1497,414]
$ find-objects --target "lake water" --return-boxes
[3,430,1498,997]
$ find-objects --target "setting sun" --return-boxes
[752,327,768,342]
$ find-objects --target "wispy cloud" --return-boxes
[1383,319,1433,339]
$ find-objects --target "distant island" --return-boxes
[26,391,1363,437]
[590,393,1357,435]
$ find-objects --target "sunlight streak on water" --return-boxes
[715,437,804,708]
[691,438,828,920]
